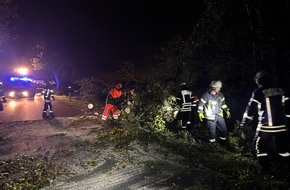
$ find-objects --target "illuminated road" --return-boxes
[0,94,84,122]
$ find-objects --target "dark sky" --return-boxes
[4,0,204,78]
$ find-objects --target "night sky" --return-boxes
[2,0,204,78]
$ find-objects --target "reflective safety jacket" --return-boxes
[106,88,125,107]
[176,90,198,112]
[43,89,54,102]
[241,85,288,133]
[198,91,229,120]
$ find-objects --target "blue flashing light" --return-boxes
[20,77,32,82]
[9,76,32,83]
[10,77,16,82]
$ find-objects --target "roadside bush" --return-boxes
[75,77,107,105]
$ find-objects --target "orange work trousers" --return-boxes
[102,104,120,121]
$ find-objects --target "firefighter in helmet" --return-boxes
[197,80,231,145]
[176,83,198,131]
[101,82,126,123]
[240,71,290,175]
[42,80,55,119]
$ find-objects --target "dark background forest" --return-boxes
[134,0,290,121]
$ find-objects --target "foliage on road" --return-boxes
[0,155,67,189]
[0,113,290,189]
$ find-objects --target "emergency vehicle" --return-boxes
[3,76,38,99]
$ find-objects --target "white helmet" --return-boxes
[210,80,222,88]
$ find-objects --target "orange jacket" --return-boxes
[106,88,124,106]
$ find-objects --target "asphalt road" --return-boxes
[0,94,84,122]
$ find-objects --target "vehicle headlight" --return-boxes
[22,91,29,97]
[8,91,15,97]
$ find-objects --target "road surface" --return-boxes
[0,94,84,122]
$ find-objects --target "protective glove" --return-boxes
[226,110,231,118]
[198,112,205,121]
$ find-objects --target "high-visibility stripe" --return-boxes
[259,129,288,132]
[251,98,261,104]
[182,102,192,106]
[180,107,191,112]
[258,125,288,132]
[279,152,290,157]
[265,97,273,126]
[206,115,215,120]
[255,136,260,155]
[182,93,186,103]
[197,106,204,113]
[257,153,268,157]
[260,125,286,129]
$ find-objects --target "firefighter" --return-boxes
[0,81,7,112]
[176,83,198,131]
[197,80,231,145]
[101,83,126,123]
[42,81,55,119]
[240,71,290,175]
